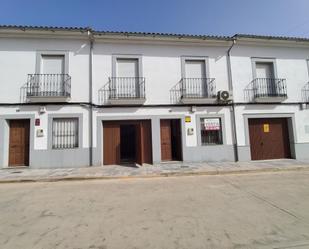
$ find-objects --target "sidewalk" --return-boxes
[1,159,309,183]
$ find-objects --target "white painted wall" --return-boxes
[93,42,230,105]
[0,38,90,103]
[230,44,309,103]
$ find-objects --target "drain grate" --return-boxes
[11,171,22,174]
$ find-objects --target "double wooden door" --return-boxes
[103,120,152,165]
[9,119,30,167]
[249,118,291,160]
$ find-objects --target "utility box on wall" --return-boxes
[36,129,44,137]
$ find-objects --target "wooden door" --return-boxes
[160,119,172,161]
[9,119,30,166]
[135,123,142,165]
[103,122,120,165]
[249,118,291,160]
[141,120,152,164]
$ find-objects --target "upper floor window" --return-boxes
[255,62,274,79]
[180,57,215,100]
[116,58,139,78]
[26,52,71,100]
[109,56,145,101]
[41,55,65,74]
[184,60,206,79]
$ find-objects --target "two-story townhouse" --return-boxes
[0,25,309,169]
[0,26,92,168]
[230,34,309,161]
[90,31,235,166]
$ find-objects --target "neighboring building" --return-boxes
[0,25,308,168]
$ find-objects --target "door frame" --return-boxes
[0,114,35,168]
[243,113,296,160]
[9,119,30,167]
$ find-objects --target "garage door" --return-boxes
[248,118,291,160]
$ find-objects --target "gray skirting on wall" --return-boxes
[183,145,234,162]
[30,148,90,169]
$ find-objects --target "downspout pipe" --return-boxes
[88,29,94,166]
[226,38,239,161]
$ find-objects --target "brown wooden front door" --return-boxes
[249,118,291,160]
[9,119,30,167]
[103,122,120,165]
[160,119,173,161]
[103,120,152,165]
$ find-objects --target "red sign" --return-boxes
[204,118,220,131]
[35,118,40,126]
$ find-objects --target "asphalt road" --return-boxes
[1,171,309,249]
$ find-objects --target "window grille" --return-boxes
[52,118,78,149]
[200,118,223,145]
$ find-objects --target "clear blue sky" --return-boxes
[1,0,309,37]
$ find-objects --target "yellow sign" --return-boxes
[263,124,270,133]
[185,116,191,123]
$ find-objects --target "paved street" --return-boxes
[1,171,309,249]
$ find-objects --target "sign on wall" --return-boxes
[185,116,191,123]
[204,118,221,131]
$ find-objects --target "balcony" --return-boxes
[108,77,146,105]
[252,78,287,102]
[26,74,71,102]
[180,78,216,104]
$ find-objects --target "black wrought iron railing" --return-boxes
[252,78,287,98]
[26,74,71,97]
[181,78,216,98]
[109,77,145,99]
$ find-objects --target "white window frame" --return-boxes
[251,57,278,79]
[181,56,210,79]
[112,54,143,78]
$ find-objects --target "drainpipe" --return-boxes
[226,38,239,161]
[88,29,94,166]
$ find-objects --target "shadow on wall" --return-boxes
[170,81,182,104]
[302,82,309,102]
[20,83,28,103]
[98,81,110,105]
[243,80,255,102]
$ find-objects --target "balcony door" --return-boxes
[40,55,65,96]
[256,62,276,95]
[116,58,139,98]
[184,60,206,97]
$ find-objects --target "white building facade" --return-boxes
[0,26,308,168]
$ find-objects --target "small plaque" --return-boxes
[185,116,191,123]
[263,124,270,133]
[35,118,40,126]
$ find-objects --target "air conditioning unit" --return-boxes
[217,90,233,102]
